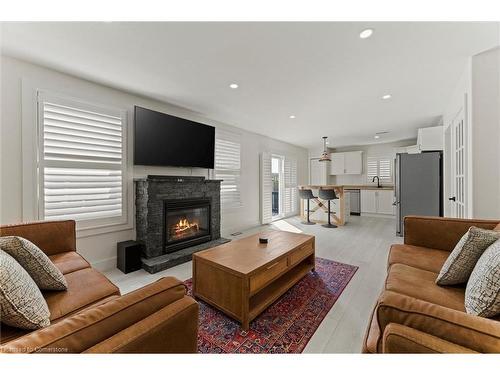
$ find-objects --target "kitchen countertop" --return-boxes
[299,184,394,191]
[343,185,394,191]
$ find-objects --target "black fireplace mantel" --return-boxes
[135,175,221,261]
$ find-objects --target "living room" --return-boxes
[1,1,500,372]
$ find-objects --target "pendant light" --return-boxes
[319,136,331,162]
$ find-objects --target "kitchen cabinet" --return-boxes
[344,151,363,174]
[417,126,443,151]
[361,189,395,216]
[404,126,444,154]
[329,153,345,175]
[377,190,395,215]
[329,151,362,175]
[361,190,377,213]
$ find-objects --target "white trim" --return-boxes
[21,78,39,221]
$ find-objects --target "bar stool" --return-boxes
[299,189,317,225]
[318,188,338,228]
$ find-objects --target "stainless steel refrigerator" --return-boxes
[395,152,443,236]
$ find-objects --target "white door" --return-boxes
[344,151,363,174]
[450,108,467,218]
[330,153,345,175]
[377,190,395,215]
[361,190,377,213]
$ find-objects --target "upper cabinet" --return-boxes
[404,126,444,154]
[417,126,443,151]
[329,151,363,175]
[329,153,345,175]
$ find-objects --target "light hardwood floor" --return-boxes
[103,215,401,353]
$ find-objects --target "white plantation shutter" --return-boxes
[260,152,272,224]
[367,157,378,179]
[367,156,393,182]
[38,92,127,226]
[283,158,298,215]
[378,158,392,180]
[215,129,242,209]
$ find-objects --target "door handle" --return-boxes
[448,197,456,202]
[392,201,399,206]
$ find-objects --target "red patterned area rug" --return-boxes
[184,257,358,354]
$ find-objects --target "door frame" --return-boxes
[445,98,469,218]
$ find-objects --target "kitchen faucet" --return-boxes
[372,176,381,188]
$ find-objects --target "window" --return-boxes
[37,92,127,228]
[214,129,242,209]
[367,156,393,182]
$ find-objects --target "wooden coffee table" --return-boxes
[192,230,315,330]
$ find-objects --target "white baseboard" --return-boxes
[91,256,117,272]
[360,213,395,218]
[221,220,261,237]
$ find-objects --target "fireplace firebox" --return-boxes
[163,198,211,253]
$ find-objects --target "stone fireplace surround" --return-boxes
[135,175,229,273]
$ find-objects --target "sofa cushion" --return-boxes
[49,251,90,275]
[436,227,500,286]
[0,250,50,330]
[0,236,67,290]
[0,294,119,345]
[373,290,500,353]
[386,264,465,311]
[465,240,500,317]
[43,268,120,321]
[388,244,450,273]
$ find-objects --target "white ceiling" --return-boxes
[1,22,499,149]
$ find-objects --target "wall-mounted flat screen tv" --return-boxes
[134,106,215,169]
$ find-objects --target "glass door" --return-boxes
[271,155,284,219]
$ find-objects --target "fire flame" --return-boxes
[174,218,199,234]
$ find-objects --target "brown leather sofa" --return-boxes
[0,220,199,353]
[363,216,500,353]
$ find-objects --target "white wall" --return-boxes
[442,47,500,219]
[325,140,416,186]
[0,56,308,270]
[471,47,500,219]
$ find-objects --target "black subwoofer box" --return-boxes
[117,240,143,274]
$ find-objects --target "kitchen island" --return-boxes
[298,185,348,226]
[298,184,395,226]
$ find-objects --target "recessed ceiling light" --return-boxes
[289,115,296,119]
[382,94,392,100]
[359,29,374,39]
[374,135,380,139]
[229,83,239,89]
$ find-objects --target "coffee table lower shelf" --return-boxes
[249,261,313,321]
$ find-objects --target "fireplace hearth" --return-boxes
[164,198,211,253]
